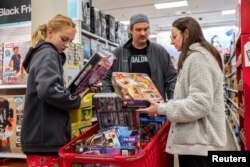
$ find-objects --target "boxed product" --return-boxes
[2,41,30,84]
[64,43,84,86]
[70,93,94,139]
[81,0,92,31]
[0,95,25,153]
[112,72,163,108]
[82,35,91,60]
[68,51,115,95]
[93,93,138,130]
[90,7,101,36]
[106,14,115,42]
[139,116,166,144]
[0,43,3,84]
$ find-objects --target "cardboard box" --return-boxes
[112,72,163,108]
[68,52,115,95]
[0,95,24,153]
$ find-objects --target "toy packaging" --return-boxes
[2,41,30,84]
[93,93,139,130]
[112,72,163,108]
[64,43,84,86]
[0,95,25,153]
[68,52,115,95]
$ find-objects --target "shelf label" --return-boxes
[244,41,250,67]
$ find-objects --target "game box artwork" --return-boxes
[112,72,163,108]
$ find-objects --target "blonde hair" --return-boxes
[32,14,76,47]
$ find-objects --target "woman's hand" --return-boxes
[136,99,159,117]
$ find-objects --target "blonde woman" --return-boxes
[21,14,83,166]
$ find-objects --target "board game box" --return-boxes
[112,72,163,108]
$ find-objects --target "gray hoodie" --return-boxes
[21,40,81,154]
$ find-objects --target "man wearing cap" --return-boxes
[102,13,177,101]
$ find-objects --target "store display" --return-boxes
[115,22,129,45]
[64,43,84,86]
[112,72,163,108]
[0,95,24,153]
[100,11,107,39]
[68,52,115,95]
[81,0,92,31]
[106,14,116,42]
[93,93,138,130]
[0,43,3,84]
[90,38,98,55]
[82,35,91,60]
[70,93,94,139]
[2,41,30,84]
[90,7,101,37]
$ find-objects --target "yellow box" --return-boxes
[70,93,94,123]
[71,120,92,139]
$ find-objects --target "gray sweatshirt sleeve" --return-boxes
[35,49,81,110]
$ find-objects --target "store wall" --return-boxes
[31,0,67,32]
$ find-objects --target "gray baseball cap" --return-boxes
[130,13,149,26]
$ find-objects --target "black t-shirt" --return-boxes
[129,45,151,77]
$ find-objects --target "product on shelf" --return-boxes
[70,93,94,139]
[2,41,30,84]
[112,72,163,108]
[82,35,91,60]
[64,43,84,86]
[68,52,115,95]
[0,43,3,84]
[0,95,24,153]
[106,14,116,42]
[81,0,92,32]
[90,7,101,37]
[115,22,129,45]
[100,11,107,39]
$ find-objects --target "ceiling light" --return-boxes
[120,21,130,25]
[221,9,236,15]
[154,1,188,9]
[149,34,157,38]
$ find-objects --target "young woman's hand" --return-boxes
[136,99,159,117]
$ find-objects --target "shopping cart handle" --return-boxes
[73,152,146,162]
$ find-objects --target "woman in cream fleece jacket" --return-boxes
[137,17,227,167]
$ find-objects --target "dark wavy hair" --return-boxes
[172,17,223,72]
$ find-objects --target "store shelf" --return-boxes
[238,82,243,91]
[225,49,235,66]
[226,118,241,151]
[0,153,26,159]
[236,54,242,68]
[226,97,238,109]
[0,84,27,89]
[240,130,246,149]
[226,71,236,78]
[238,107,245,118]
[82,30,118,47]
[226,104,239,126]
[226,87,238,93]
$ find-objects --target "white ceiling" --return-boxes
[92,0,239,34]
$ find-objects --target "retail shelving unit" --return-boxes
[224,40,241,150]
[235,0,250,151]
